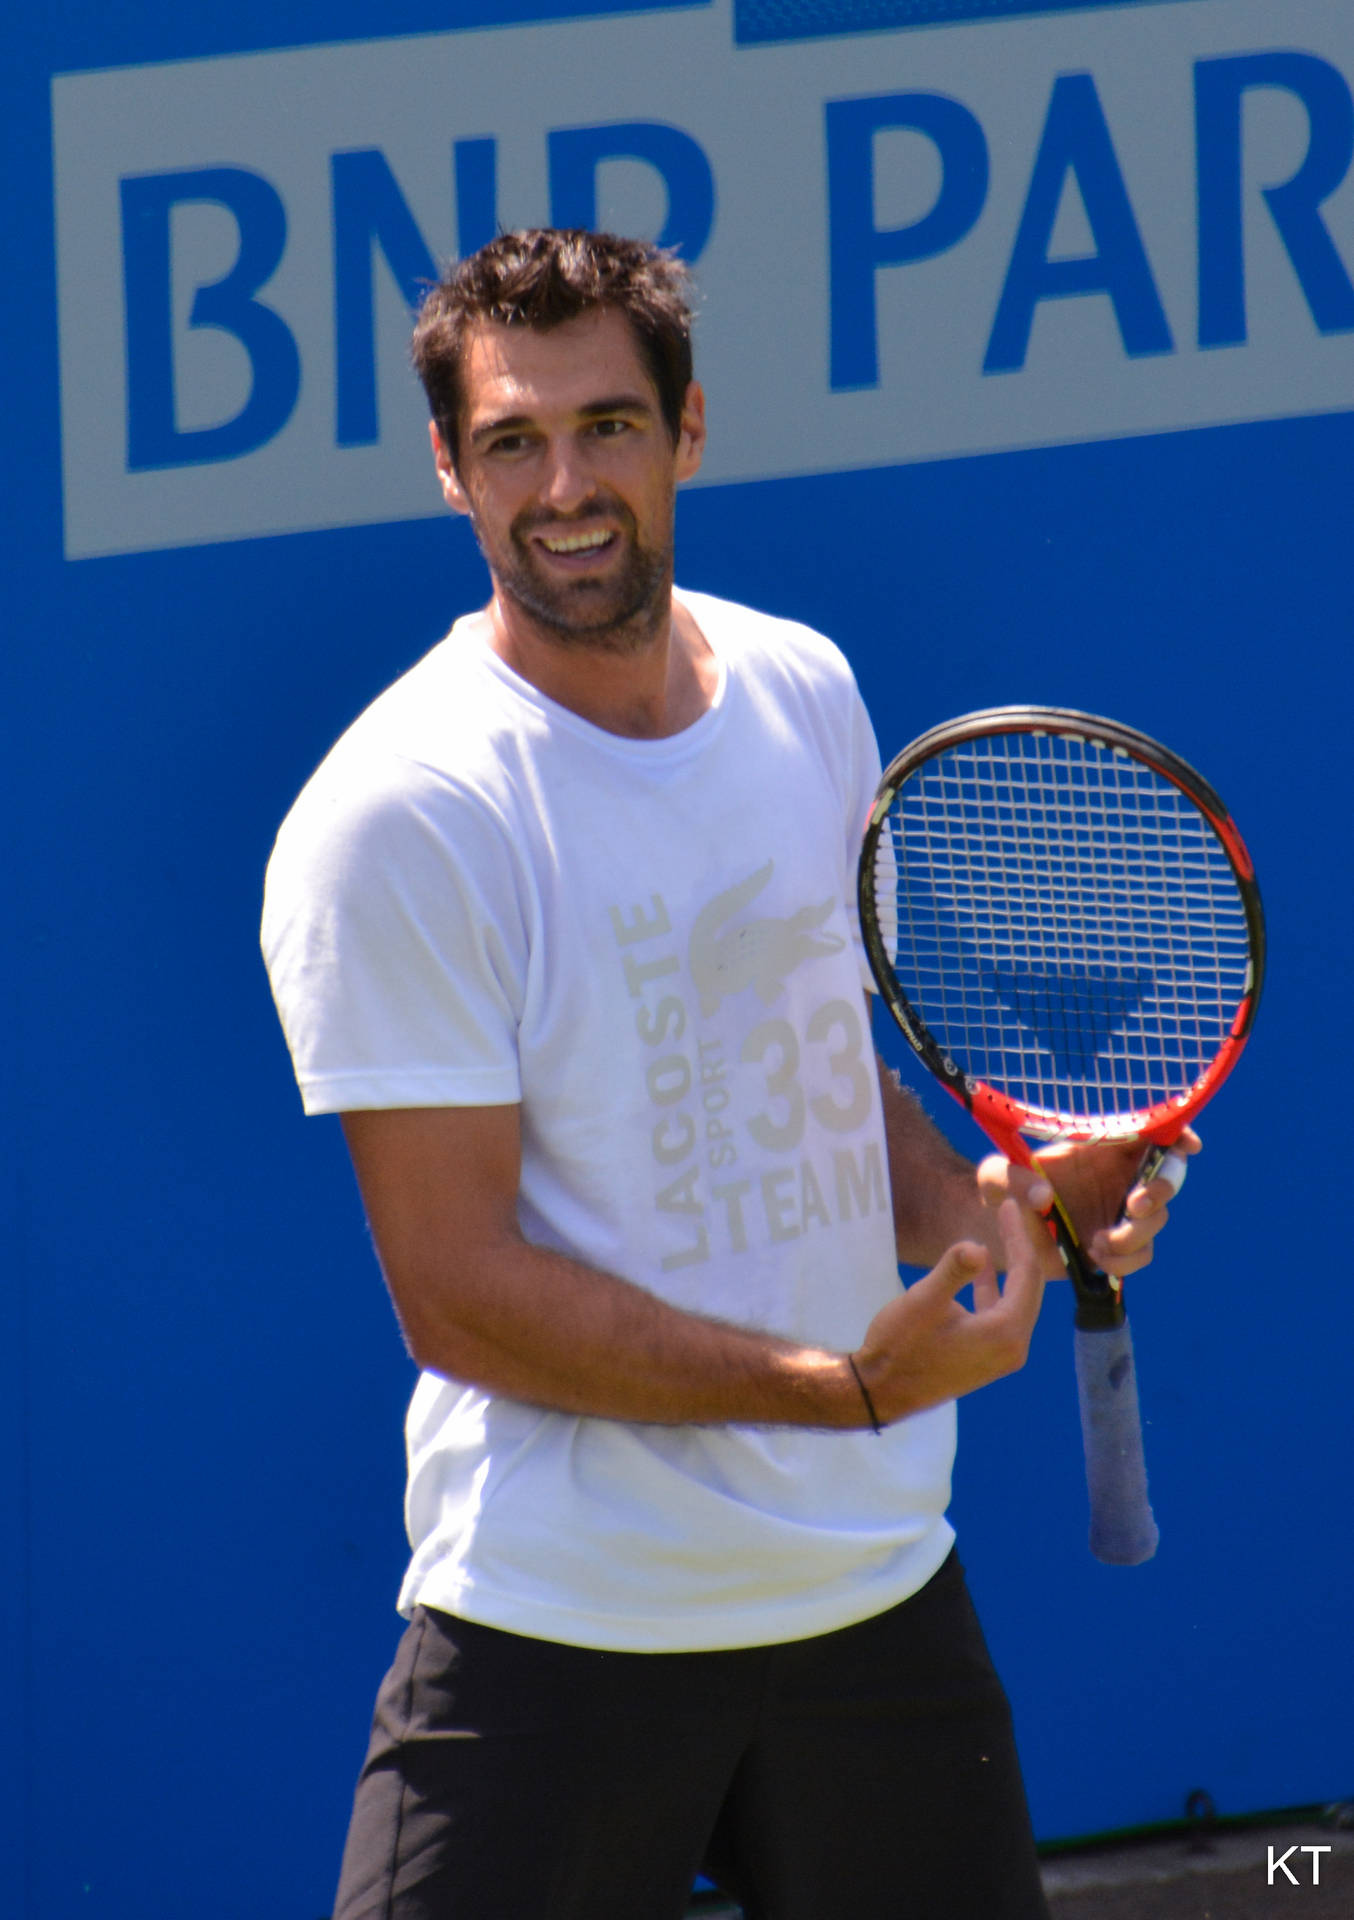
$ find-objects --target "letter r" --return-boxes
[1196,51,1354,347]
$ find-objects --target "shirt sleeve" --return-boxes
[261,754,527,1115]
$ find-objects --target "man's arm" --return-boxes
[340,1103,1050,1431]
[874,1058,991,1267]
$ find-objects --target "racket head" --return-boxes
[859,706,1265,1152]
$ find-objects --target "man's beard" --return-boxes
[478,494,673,652]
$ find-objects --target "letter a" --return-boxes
[985,73,1172,374]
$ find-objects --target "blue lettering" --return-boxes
[1196,52,1354,350]
[826,92,988,391]
[121,167,300,470]
[548,122,715,260]
[332,149,439,447]
[985,73,1173,374]
[455,137,499,258]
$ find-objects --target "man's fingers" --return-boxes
[1125,1153,1188,1218]
[893,1240,995,1331]
[1097,1144,1193,1263]
[970,1252,1002,1313]
[994,1199,1048,1338]
[1156,1149,1190,1196]
[996,1192,1043,1259]
[976,1152,1053,1215]
[1090,1205,1168,1272]
[975,1154,1065,1280]
[924,1239,990,1300]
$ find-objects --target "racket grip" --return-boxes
[1073,1319,1159,1566]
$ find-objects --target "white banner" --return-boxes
[53,0,1354,557]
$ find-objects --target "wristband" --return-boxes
[847,1354,883,1435]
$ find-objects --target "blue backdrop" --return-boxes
[5,0,1352,1914]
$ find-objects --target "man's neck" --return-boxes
[483,591,718,740]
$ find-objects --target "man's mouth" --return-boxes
[537,529,616,556]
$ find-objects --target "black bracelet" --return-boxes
[847,1354,883,1435]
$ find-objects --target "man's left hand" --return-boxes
[977,1128,1201,1279]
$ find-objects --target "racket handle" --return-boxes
[1073,1319,1159,1566]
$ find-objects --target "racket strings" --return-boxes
[873,731,1252,1129]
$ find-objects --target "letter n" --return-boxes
[332,150,440,445]
[121,167,300,470]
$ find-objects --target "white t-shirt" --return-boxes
[262,590,955,1650]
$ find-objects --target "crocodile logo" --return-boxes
[688,860,845,1016]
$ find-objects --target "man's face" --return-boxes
[434,308,705,648]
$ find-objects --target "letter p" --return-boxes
[549,122,715,262]
[826,92,988,390]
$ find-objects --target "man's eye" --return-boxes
[590,418,630,437]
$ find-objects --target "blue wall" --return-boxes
[6,0,1353,1913]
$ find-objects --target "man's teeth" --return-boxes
[541,531,612,553]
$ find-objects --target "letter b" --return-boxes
[121,167,300,470]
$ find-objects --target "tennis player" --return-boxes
[261,228,1190,1920]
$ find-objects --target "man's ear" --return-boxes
[431,421,471,515]
[675,381,707,484]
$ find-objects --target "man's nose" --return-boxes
[539,436,594,514]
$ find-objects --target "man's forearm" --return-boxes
[343,1104,875,1431]
[382,1231,869,1430]
[876,1059,999,1267]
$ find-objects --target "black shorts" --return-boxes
[331,1548,1050,1920]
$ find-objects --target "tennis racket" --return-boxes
[858,707,1264,1565]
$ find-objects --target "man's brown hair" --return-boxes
[411,229,695,467]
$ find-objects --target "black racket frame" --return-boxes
[859,705,1267,1331]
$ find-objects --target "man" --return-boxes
[262,229,1188,1920]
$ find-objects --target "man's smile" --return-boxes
[537,528,617,557]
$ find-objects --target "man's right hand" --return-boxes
[851,1197,1051,1426]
